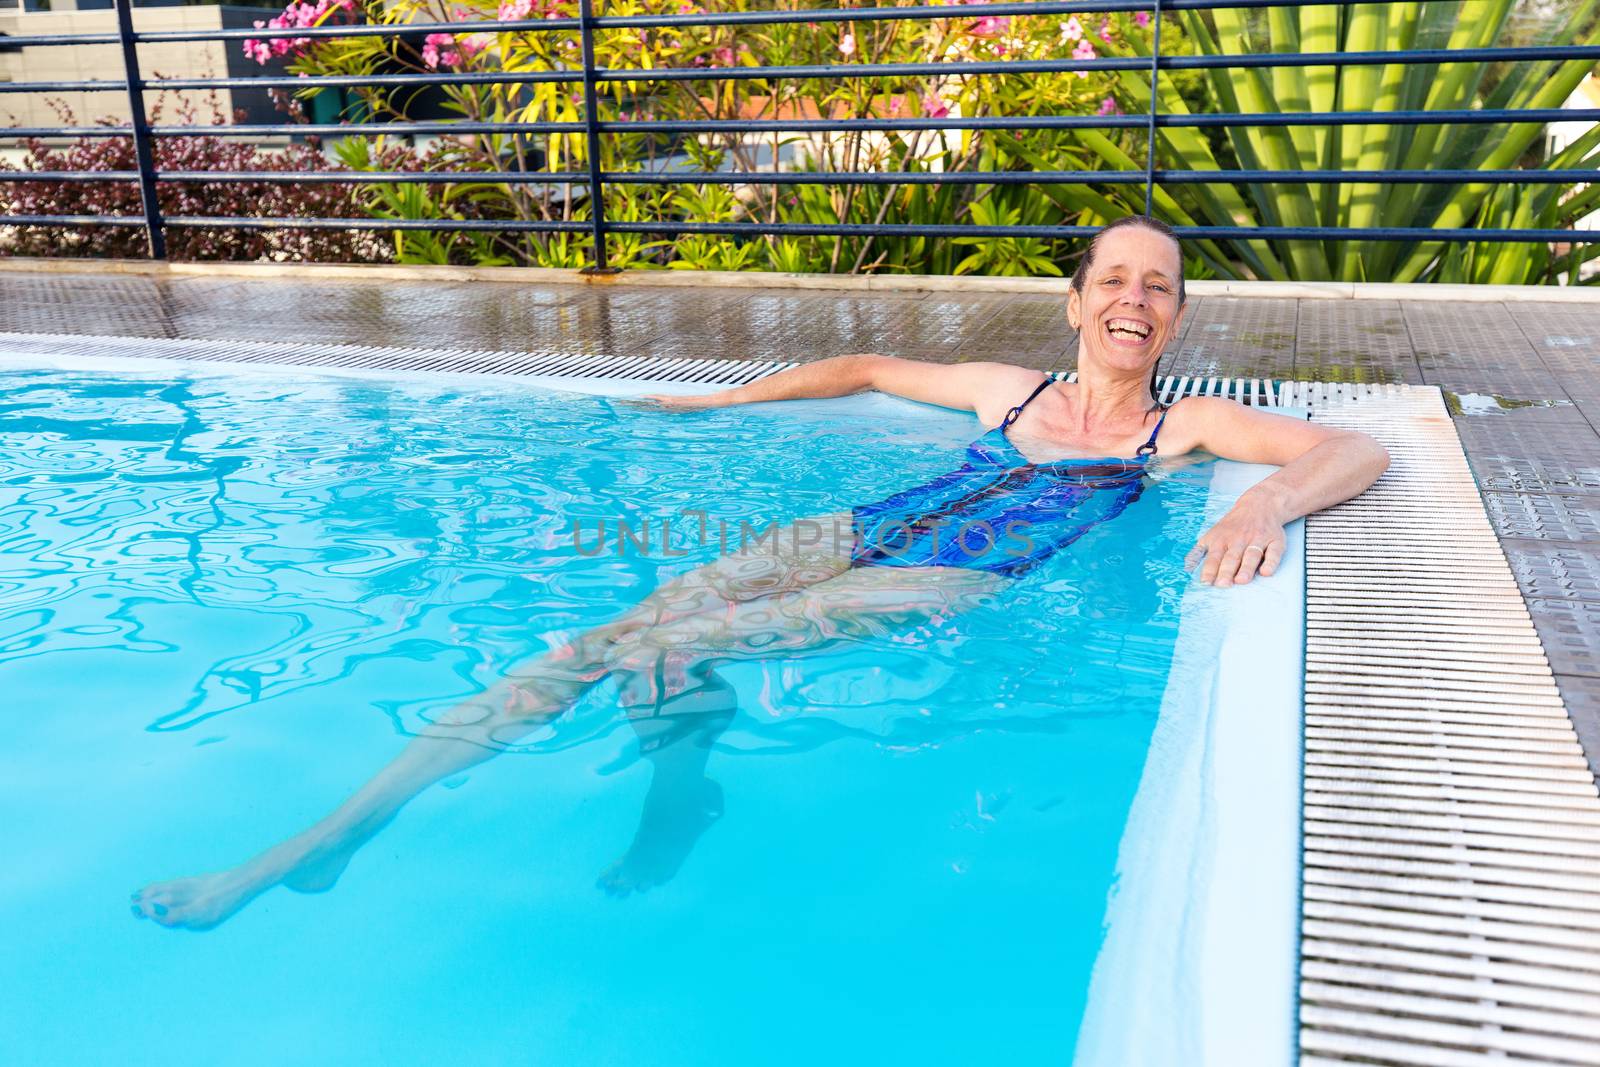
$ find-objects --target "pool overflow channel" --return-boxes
[3,331,1597,1067]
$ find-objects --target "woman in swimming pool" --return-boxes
[132,216,1388,929]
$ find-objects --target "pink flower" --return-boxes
[1072,38,1095,78]
[971,15,1010,37]
[1097,96,1119,116]
[839,31,856,58]
[1135,11,1151,28]
[887,94,905,117]
[1062,15,1083,42]
[422,31,462,69]
[242,0,356,66]
[499,0,534,18]
[713,45,734,64]
[461,32,493,57]
[921,91,950,119]
[1099,19,1114,43]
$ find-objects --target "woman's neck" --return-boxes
[1065,366,1155,433]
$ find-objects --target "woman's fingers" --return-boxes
[1188,531,1286,586]
[1208,544,1244,586]
[1226,543,1268,587]
[620,394,707,411]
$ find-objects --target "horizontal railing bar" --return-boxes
[7,167,1595,187]
[4,26,1592,75]
[0,71,583,95]
[4,170,583,184]
[606,221,1600,242]
[0,0,1450,48]
[590,0,1456,30]
[0,79,124,95]
[600,107,1600,132]
[0,121,579,139]
[0,0,1495,48]
[589,168,1600,186]
[0,17,571,49]
[579,47,1600,83]
[160,216,590,232]
[6,215,1597,244]
[0,213,147,226]
[9,106,1595,142]
[3,170,143,181]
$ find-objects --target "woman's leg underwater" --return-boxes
[131,514,858,929]
[596,662,738,898]
[583,562,1009,898]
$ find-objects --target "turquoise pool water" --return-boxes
[1,362,1225,1065]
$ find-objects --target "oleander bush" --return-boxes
[247,0,1172,274]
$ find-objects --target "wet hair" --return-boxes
[1069,215,1186,306]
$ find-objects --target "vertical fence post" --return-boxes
[1143,0,1164,218]
[577,0,618,274]
[113,0,165,260]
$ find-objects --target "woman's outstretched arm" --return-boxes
[638,354,1037,421]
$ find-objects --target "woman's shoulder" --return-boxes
[968,363,1061,428]
[1153,395,1247,454]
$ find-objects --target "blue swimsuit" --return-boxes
[850,380,1170,580]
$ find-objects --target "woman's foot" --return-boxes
[596,777,724,899]
[131,837,357,931]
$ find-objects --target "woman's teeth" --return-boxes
[1107,319,1152,341]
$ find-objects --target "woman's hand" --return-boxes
[1186,492,1287,587]
[626,391,735,412]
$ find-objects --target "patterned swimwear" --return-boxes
[849,379,1170,580]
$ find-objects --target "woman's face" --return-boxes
[1066,226,1185,380]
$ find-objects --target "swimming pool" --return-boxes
[0,355,1303,1066]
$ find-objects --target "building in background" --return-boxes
[0,0,292,143]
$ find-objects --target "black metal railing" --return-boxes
[1,0,1598,270]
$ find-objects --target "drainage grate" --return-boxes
[3,333,1596,1064]
[1058,370,1287,405]
[1300,385,1600,1067]
[0,331,797,386]
[0,331,1415,409]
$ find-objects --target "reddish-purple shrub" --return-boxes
[0,96,392,263]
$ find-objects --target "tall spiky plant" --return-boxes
[1100,0,1600,283]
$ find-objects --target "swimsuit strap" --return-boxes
[999,377,1054,430]
[1135,402,1171,458]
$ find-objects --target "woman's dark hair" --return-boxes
[1069,214,1186,306]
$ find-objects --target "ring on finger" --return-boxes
[1244,544,1266,553]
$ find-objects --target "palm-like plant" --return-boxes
[1101,0,1600,283]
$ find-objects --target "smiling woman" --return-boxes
[649,214,1387,590]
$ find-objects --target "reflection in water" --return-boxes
[0,366,1201,932]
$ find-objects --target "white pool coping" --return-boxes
[1073,452,1306,1067]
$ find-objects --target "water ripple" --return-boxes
[0,365,1212,757]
